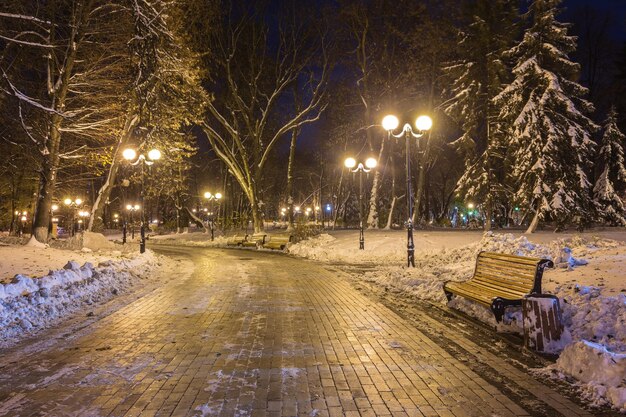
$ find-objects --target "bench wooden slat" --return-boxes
[474,272,534,287]
[242,233,267,247]
[226,235,248,246]
[263,234,293,250]
[472,272,535,291]
[477,258,538,273]
[448,279,528,298]
[445,283,526,307]
[475,265,536,279]
[470,280,531,297]
[444,251,553,322]
[478,252,544,265]
[476,265,537,281]
[474,265,537,280]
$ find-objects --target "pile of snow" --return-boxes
[25,236,47,249]
[0,249,166,348]
[537,341,626,411]
[82,231,115,251]
[150,234,229,248]
[289,230,626,412]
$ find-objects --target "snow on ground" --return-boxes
[6,228,623,411]
[0,232,182,349]
[150,232,229,248]
[1,241,118,284]
[288,228,626,413]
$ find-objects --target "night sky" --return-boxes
[562,0,626,41]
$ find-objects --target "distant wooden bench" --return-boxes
[263,234,293,250]
[242,233,267,248]
[226,235,248,246]
[443,252,553,323]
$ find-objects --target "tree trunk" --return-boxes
[384,153,398,230]
[484,204,493,231]
[286,127,298,232]
[414,133,433,226]
[88,114,138,231]
[175,203,182,233]
[385,195,403,230]
[32,0,92,243]
[249,181,263,232]
[526,209,540,233]
[185,207,208,232]
[367,137,386,229]
[33,115,63,243]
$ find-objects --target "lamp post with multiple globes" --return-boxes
[203,191,222,241]
[344,157,377,250]
[382,114,432,267]
[125,204,141,241]
[63,198,83,237]
[123,148,161,253]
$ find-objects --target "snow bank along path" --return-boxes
[0,248,170,349]
[288,231,626,413]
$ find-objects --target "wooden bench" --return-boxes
[263,234,293,250]
[443,252,553,323]
[226,234,248,246]
[242,233,267,248]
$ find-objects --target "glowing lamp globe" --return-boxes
[215,193,222,199]
[75,198,82,205]
[204,192,212,199]
[344,157,357,169]
[365,158,377,169]
[123,148,137,160]
[148,149,161,160]
[415,115,432,131]
[382,115,399,131]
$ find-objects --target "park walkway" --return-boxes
[0,247,601,416]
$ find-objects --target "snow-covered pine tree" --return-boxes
[593,107,626,225]
[442,0,519,230]
[494,0,598,233]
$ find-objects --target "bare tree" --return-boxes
[0,1,144,241]
[200,2,331,232]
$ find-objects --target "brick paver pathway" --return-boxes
[0,247,600,416]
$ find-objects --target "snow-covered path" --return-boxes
[0,246,611,416]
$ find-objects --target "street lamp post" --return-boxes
[63,198,83,237]
[78,210,90,232]
[18,211,28,237]
[50,204,58,237]
[203,191,223,241]
[123,148,161,253]
[344,157,377,250]
[382,114,433,267]
[126,204,140,242]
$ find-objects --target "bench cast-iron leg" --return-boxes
[491,298,505,323]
